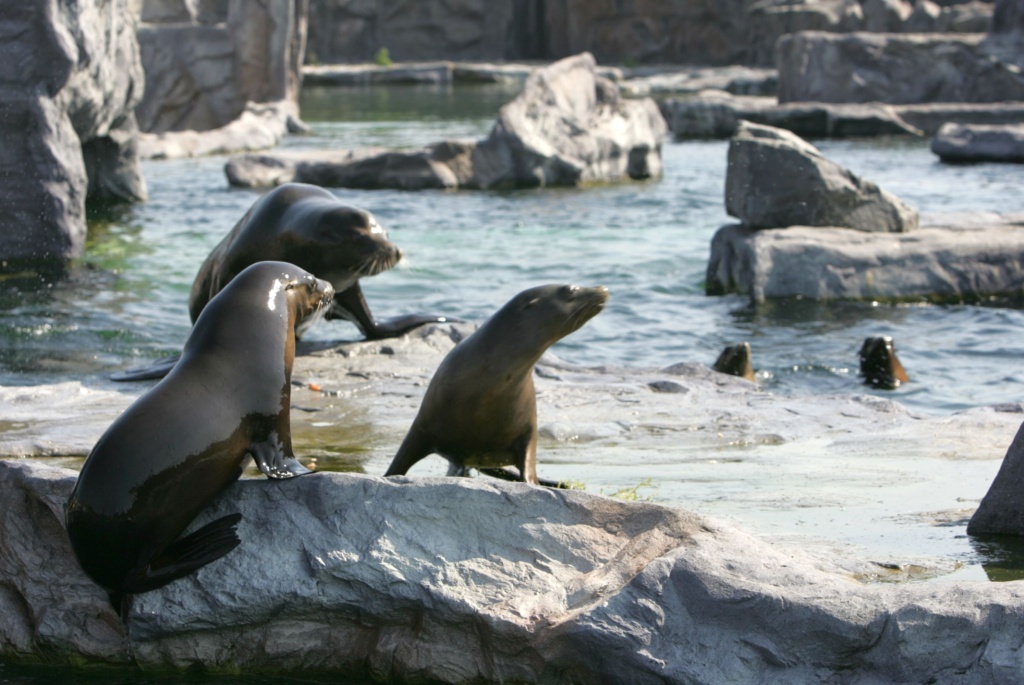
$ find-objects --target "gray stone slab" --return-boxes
[706,218,1024,302]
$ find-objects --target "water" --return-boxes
[3,80,1024,680]
[4,84,1024,416]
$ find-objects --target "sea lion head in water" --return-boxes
[713,342,755,382]
[190,183,405,337]
[859,336,909,390]
[67,261,333,616]
[384,283,609,486]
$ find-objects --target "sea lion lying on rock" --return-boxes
[384,284,608,485]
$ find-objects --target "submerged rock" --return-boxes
[225,53,667,190]
[725,122,919,232]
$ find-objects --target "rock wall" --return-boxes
[304,0,993,67]
[777,31,1024,103]
[137,0,307,133]
[0,0,147,265]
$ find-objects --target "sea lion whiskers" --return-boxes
[357,245,402,277]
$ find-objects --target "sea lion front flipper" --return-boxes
[384,427,433,477]
[129,513,243,593]
[329,283,457,340]
[250,441,312,479]
[369,313,463,339]
[109,353,182,382]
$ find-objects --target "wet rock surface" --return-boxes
[3,323,1024,679]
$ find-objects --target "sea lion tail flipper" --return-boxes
[250,442,313,479]
[109,353,182,382]
[479,467,572,490]
[137,513,244,591]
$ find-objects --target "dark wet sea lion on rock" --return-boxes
[384,284,609,486]
[111,182,451,381]
[859,336,909,390]
[67,262,333,615]
[713,342,755,382]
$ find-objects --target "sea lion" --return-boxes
[384,284,609,485]
[859,336,910,390]
[66,261,333,615]
[111,182,450,381]
[713,342,755,382]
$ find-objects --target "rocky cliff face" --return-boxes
[0,0,147,265]
[305,0,994,67]
[136,0,307,133]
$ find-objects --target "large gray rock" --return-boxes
[970,421,1024,536]
[725,122,919,232]
[777,31,1024,104]
[706,217,1024,302]
[7,455,1024,682]
[136,0,307,133]
[932,122,1024,162]
[0,0,147,264]
[226,53,667,190]
[469,52,666,189]
[745,0,865,66]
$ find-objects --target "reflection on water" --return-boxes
[968,533,1024,582]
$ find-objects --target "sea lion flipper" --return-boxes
[134,513,243,592]
[478,466,571,489]
[368,314,463,339]
[109,353,182,382]
[384,428,432,477]
[330,283,458,340]
[250,441,312,479]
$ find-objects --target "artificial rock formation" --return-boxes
[6,456,1024,683]
[226,53,667,190]
[705,217,1024,302]
[777,31,1024,104]
[0,0,147,264]
[725,122,919,232]
[136,0,307,133]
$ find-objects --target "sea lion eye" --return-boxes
[523,298,539,309]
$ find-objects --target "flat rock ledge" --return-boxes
[138,100,307,160]
[932,122,1024,163]
[664,90,1024,139]
[707,214,1024,302]
[6,458,1024,684]
[227,53,667,190]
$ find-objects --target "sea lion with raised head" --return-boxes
[111,182,450,381]
[67,261,333,615]
[859,336,909,390]
[713,342,755,382]
[384,284,609,485]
